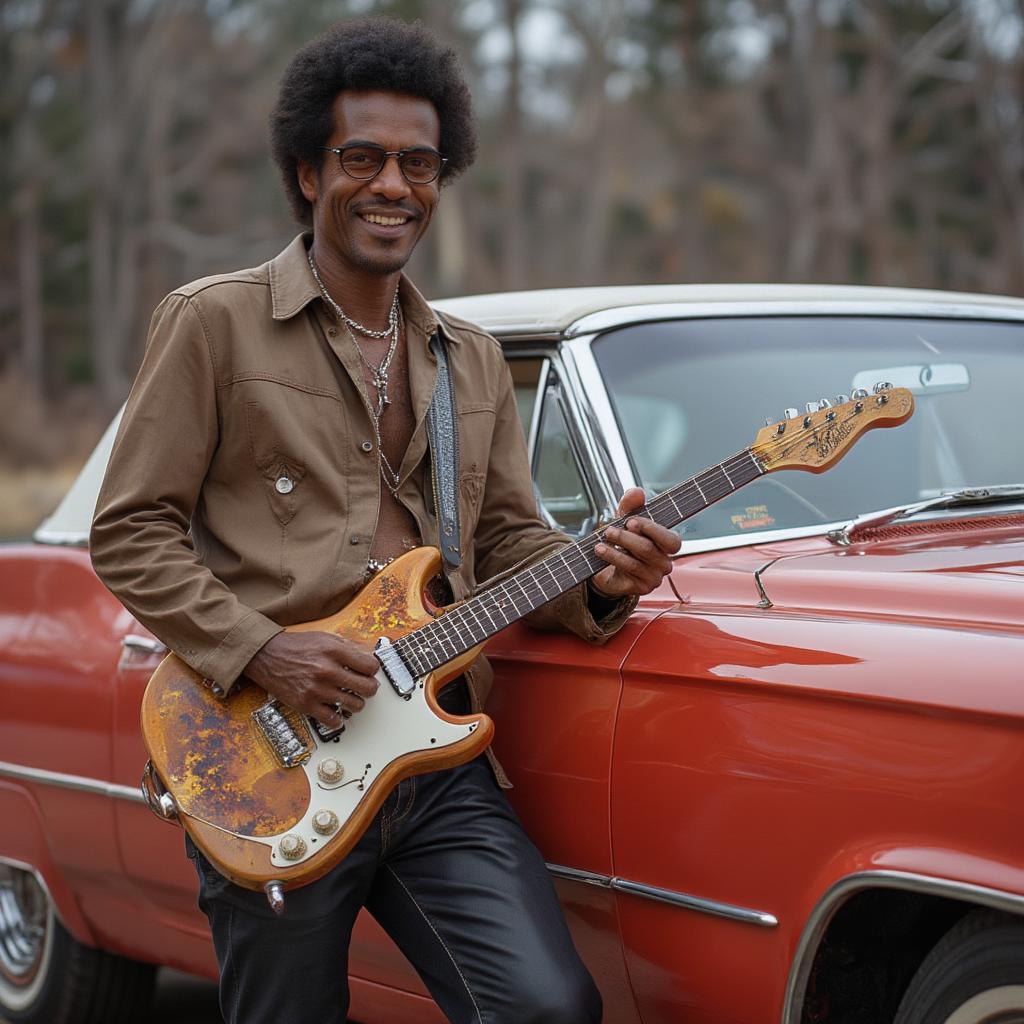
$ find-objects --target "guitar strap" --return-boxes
[426,314,461,572]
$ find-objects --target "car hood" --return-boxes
[677,515,1024,633]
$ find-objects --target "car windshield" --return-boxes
[592,316,1024,543]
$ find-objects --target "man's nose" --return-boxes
[369,154,411,199]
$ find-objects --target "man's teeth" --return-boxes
[362,214,408,226]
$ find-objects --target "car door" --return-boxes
[484,350,644,1024]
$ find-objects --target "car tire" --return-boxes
[893,909,1024,1024]
[0,863,156,1024]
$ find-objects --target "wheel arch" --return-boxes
[0,783,96,945]
[782,870,1024,1024]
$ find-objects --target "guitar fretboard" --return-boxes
[392,448,764,678]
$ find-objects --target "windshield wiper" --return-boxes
[828,485,1024,546]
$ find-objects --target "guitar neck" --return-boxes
[392,448,765,678]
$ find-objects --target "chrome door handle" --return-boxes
[121,634,167,655]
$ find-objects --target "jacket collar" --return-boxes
[268,233,455,343]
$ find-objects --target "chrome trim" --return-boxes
[546,864,613,888]
[782,870,1024,1024]
[610,878,778,927]
[560,335,633,507]
[0,761,145,805]
[566,299,1024,338]
[545,863,777,927]
[121,634,168,655]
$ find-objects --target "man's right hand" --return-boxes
[243,631,379,730]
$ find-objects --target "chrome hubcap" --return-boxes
[0,866,48,986]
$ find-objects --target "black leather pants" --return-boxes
[186,694,601,1024]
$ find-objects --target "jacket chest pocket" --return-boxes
[246,400,308,525]
[456,404,496,530]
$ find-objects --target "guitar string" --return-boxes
[393,404,892,675]
[398,444,777,671]
[400,441,783,670]
[395,451,760,674]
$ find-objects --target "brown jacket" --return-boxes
[90,235,632,780]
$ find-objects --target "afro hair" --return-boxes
[269,18,477,226]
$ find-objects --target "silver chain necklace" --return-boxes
[308,250,401,418]
[306,251,405,497]
[307,251,399,338]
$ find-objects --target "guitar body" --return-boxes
[141,547,491,892]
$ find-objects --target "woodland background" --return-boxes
[2,0,1024,536]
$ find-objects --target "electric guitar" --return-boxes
[140,385,914,910]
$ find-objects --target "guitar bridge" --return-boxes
[253,700,312,767]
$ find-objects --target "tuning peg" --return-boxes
[817,397,832,408]
[805,402,819,414]
[834,394,849,405]
[784,407,799,420]
[764,417,774,427]
[872,381,892,394]
[852,388,869,399]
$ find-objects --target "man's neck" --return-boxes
[309,239,401,332]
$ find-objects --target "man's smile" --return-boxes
[360,212,410,226]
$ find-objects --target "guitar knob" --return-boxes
[312,809,339,836]
[317,757,344,784]
[278,834,307,861]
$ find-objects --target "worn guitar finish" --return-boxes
[141,387,914,895]
[142,547,489,890]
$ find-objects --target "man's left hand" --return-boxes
[591,488,680,599]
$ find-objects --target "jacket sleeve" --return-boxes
[471,356,636,644]
[90,293,282,690]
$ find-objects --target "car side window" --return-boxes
[506,355,597,537]
[533,375,597,536]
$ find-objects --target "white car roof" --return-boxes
[434,283,1024,338]
[36,283,1024,546]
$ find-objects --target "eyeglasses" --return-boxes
[322,144,448,185]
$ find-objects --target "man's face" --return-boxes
[299,91,441,276]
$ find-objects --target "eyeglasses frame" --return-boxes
[321,144,449,185]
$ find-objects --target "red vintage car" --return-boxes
[2,284,1023,1024]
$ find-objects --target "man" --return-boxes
[91,18,679,1024]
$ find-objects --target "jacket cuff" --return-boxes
[194,610,283,694]
[582,582,638,641]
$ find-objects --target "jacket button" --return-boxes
[350,536,361,545]
[360,441,373,453]
[275,475,294,494]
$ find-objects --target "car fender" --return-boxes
[0,781,96,945]
[782,840,1024,1023]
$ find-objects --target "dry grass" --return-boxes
[0,372,107,541]
[0,463,82,541]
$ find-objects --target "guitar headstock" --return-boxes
[752,384,914,474]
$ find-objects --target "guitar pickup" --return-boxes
[376,637,416,700]
[253,700,312,767]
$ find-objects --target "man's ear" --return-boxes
[297,158,319,205]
